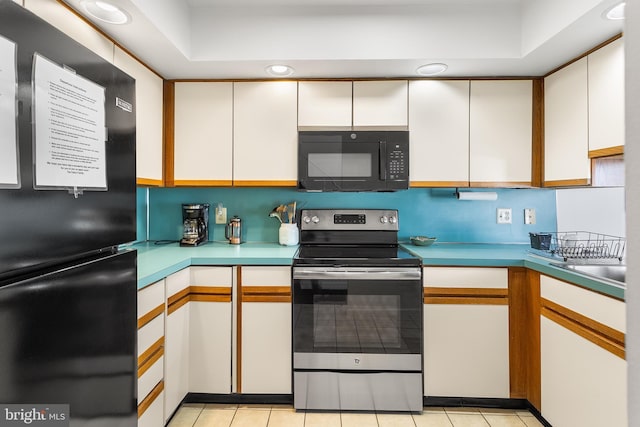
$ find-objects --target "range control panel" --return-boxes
[299,209,399,231]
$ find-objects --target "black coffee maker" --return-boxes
[180,203,209,246]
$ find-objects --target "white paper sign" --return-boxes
[33,54,107,190]
[0,35,18,187]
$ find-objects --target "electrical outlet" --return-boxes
[497,208,512,224]
[524,208,536,225]
[215,206,227,224]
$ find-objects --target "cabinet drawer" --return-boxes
[138,280,165,321]
[241,266,290,287]
[138,315,164,357]
[191,266,233,287]
[138,386,164,426]
[423,267,508,289]
[166,268,190,297]
[138,356,164,405]
[541,275,625,333]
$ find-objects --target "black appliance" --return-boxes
[292,209,423,412]
[0,1,137,425]
[180,203,209,246]
[297,130,410,192]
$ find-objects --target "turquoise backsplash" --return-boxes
[141,187,557,244]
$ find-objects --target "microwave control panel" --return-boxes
[386,142,409,180]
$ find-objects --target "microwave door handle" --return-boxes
[379,141,387,180]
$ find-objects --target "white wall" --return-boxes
[626,0,640,425]
[555,187,625,237]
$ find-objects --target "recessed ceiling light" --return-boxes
[265,65,294,77]
[603,2,625,20]
[81,0,131,25]
[416,63,448,76]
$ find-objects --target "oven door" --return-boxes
[292,266,423,367]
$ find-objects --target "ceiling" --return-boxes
[61,0,625,80]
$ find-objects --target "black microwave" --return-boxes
[297,130,410,192]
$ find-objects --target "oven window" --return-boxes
[308,153,372,178]
[293,279,422,354]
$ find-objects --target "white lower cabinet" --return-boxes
[240,266,292,394]
[188,267,233,393]
[164,268,191,422]
[423,267,510,398]
[137,389,164,427]
[540,275,627,427]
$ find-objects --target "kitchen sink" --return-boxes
[551,263,626,285]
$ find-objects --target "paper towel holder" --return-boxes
[455,188,498,201]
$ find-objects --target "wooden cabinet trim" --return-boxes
[174,180,233,187]
[541,297,625,359]
[167,287,190,314]
[543,178,591,187]
[470,181,533,188]
[136,178,164,187]
[531,79,544,187]
[241,285,292,303]
[423,287,508,305]
[137,380,164,418]
[138,337,165,377]
[163,81,175,187]
[138,303,164,329]
[589,145,624,158]
[410,181,470,188]
[190,285,232,303]
[233,180,297,187]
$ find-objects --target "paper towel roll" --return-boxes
[456,191,498,201]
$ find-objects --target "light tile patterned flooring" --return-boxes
[168,403,545,427]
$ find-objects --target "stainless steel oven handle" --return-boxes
[293,267,421,281]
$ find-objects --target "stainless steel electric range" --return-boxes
[292,209,423,412]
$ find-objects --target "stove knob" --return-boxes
[303,216,311,224]
[389,216,397,224]
[380,216,388,224]
[311,215,320,224]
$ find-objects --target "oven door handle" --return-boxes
[293,267,421,281]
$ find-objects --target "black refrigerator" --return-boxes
[0,1,138,426]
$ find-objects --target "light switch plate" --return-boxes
[524,208,536,225]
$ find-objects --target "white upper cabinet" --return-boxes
[113,47,164,186]
[408,80,470,187]
[588,38,625,156]
[353,80,408,128]
[173,82,233,186]
[298,81,353,127]
[233,81,298,185]
[544,57,590,186]
[469,80,532,186]
[25,0,114,63]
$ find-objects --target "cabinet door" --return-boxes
[423,267,510,398]
[113,47,164,186]
[540,275,626,427]
[188,267,233,393]
[173,82,233,186]
[164,269,190,422]
[233,82,298,185]
[409,80,470,187]
[240,266,292,394]
[353,80,408,128]
[544,57,590,186]
[469,80,532,186]
[298,81,352,127]
[588,38,625,156]
[25,0,114,62]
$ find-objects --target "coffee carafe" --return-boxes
[180,204,209,246]
[225,216,242,245]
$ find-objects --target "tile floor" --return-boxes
[167,403,546,427]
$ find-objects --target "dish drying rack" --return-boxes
[530,231,625,262]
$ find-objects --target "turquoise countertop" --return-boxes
[131,241,298,289]
[130,241,625,300]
